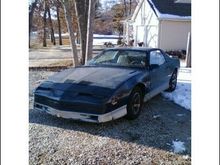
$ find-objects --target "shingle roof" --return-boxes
[148,0,191,17]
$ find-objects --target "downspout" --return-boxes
[158,20,161,48]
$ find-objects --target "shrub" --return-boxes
[165,50,186,59]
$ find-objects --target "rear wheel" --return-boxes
[125,87,143,120]
[166,70,178,92]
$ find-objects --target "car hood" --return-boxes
[48,66,142,90]
[36,66,143,100]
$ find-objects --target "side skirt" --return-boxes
[143,82,169,102]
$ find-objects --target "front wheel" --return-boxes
[125,87,143,120]
[166,70,178,92]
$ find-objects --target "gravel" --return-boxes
[29,70,191,165]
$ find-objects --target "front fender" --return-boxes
[107,71,149,106]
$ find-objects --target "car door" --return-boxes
[148,50,170,91]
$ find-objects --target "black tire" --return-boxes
[166,69,178,92]
[125,87,143,120]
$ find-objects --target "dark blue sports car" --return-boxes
[34,48,180,123]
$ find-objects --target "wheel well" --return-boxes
[174,68,178,75]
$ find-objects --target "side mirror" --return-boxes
[149,64,159,70]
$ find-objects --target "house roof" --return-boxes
[148,0,191,20]
[131,0,191,22]
[175,0,191,4]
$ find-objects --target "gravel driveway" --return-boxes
[29,70,191,165]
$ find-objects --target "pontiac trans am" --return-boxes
[34,48,180,123]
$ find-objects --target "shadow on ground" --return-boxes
[29,94,191,155]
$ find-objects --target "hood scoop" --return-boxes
[78,92,93,96]
[64,79,92,85]
[77,92,104,99]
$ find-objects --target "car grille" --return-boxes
[34,94,106,114]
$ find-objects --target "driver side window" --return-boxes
[150,50,165,66]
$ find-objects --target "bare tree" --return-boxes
[46,4,56,45]
[56,1,62,45]
[29,0,38,48]
[74,0,89,65]
[112,4,124,38]
[129,0,132,15]
[43,0,47,47]
[62,0,79,66]
[85,0,97,62]
[123,0,127,17]
[74,0,97,64]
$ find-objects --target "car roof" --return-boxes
[104,47,161,52]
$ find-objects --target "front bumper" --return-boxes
[34,102,127,123]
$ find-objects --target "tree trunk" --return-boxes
[62,0,79,66]
[124,0,127,17]
[76,30,80,44]
[43,2,47,47]
[47,6,56,45]
[29,0,38,48]
[56,5,62,45]
[129,0,132,15]
[74,0,89,65]
[85,0,96,62]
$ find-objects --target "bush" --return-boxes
[117,38,122,45]
[165,50,186,59]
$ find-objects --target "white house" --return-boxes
[127,0,191,51]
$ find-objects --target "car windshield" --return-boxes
[88,50,147,68]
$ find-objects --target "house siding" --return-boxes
[133,0,159,48]
[159,20,191,50]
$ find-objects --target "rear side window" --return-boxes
[149,50,165,65]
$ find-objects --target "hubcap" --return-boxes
[131,92,141,114]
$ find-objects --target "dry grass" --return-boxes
[32,59,73,68]
[62,38,71,45]
[30,38,71,49]
[47,59,73,67]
